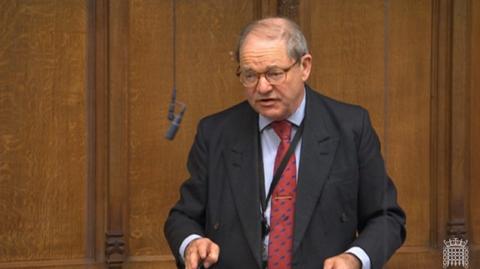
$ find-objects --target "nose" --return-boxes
[255,74,272,94]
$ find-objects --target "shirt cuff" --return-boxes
[179,234,203,261]
[346,246,371,269]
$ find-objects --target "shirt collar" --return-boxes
[258,88,306,131]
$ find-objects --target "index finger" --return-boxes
[203,243,220,267]
[186,249,200,269]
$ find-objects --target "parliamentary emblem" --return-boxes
[443,237,469,268]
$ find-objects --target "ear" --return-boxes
[300,54,312,81]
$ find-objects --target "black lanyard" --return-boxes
[257,120,304,239]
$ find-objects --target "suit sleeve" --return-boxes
[164,120,210,268]
[351,109,406,269]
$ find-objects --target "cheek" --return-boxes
[244,88,257,107]
[244,88,254,99]
[276,86,294,101]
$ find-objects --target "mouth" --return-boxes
[256,98,278,107]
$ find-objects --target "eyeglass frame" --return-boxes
[235,58,301,87]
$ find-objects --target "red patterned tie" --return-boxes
[268,120,296,269]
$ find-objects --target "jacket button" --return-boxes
[213,222,220,230]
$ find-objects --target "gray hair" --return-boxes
[234,17,309,63]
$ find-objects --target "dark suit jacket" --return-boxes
[164,86,406,269]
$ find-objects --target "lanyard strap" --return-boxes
[258,120,304,218]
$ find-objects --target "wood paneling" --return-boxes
[0,0,88,264]
[127,0,257,264]
[386,0,432,247]
[127,0,174,257]
[302,0,386,141]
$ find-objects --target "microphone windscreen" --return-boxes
[165,121,179,140]
[165,105,185,141]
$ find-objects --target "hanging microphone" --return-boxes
[165,0,187,140]
[165,104,186,140]
[165,86,186,140]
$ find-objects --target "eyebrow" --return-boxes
[240,64,280,72]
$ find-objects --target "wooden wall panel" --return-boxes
[302,0,386,141]
[127,0,257,265]
[128,0,174,257]
[386,0,432,247]
[0,0,89,265]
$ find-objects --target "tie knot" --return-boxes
[271,120,292,141]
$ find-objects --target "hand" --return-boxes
[323,253,361,269]
[184,238,220,269]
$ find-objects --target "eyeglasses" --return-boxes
[236,59,300,87]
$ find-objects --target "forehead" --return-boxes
[239,35,290,68]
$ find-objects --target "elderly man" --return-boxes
[164,17,406,269]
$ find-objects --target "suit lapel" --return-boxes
[293,88,339,254]
[224,109,263,269]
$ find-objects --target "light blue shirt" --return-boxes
[180,90,370,269]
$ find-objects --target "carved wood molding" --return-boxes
[105,232,126,267]
[95,0,130,266]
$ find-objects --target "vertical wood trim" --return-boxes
[465,0,472,246]
[448,0,470,237]
[430,0,445,248]
[431,0,454,245]
[86,0,97,260]
[104,0,129,266]
[433,0,470,240]
[94,0,108,264]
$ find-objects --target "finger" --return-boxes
[323,257,335,269]
[186,249,199,269]
[203,243,220,268]
[197,242,208,260]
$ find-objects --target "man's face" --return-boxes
[239,35,311,120]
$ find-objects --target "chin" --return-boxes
[259,110,287,121]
